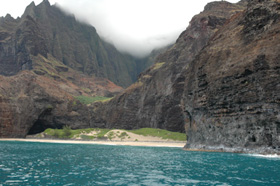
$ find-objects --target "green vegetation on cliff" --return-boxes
[75,96,112,105]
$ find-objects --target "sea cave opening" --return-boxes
[27,119,57,135]
[27,108,61,136]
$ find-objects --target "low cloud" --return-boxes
[52,0,206,57]
[1,0,240,57]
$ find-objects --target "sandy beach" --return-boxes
[0,138,186,148]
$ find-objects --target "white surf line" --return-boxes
[246,154,280,159]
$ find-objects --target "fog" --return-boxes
[0,0,240,57]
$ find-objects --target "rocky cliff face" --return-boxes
[0,0,149,87]
[92,1,247,132]
[183,0,280,153]
[93,0,280,153]
[0,14,34,76]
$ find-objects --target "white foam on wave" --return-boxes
[246,154,280,159]
[5,180,23,183]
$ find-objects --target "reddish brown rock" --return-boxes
[0,65,124,138]
[0,71,90,137]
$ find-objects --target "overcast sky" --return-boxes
[0,0,240,57]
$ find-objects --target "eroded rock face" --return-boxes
[92,1,247,132]
[0,71,92,138]
[183,0,280,153]
[0,15,38,76]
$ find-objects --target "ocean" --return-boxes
[0,141,279,185]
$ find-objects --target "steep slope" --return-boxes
[183,0,280,153]
[0,0,147,87]
[30,54,123,97]
[92,1,247,131]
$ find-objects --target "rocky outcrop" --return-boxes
[183,0,280,153]
[92,1,247,132]
[0,14,34,76]
[0,0,151,87]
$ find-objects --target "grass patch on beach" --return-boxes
[44,128,110,139]
[75,96,111,105]
[42,127,186,141]
[129,128,186,141]
[96,129,111,139]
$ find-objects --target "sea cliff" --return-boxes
[93,0,280,154]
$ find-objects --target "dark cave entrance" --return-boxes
[27,107,61,135]
[27,120,56,135]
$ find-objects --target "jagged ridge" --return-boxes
[0,0,152,87]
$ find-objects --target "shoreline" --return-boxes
[0,138,186,148]
[2,138,279,156]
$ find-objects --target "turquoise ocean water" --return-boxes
[0,141,280,186]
